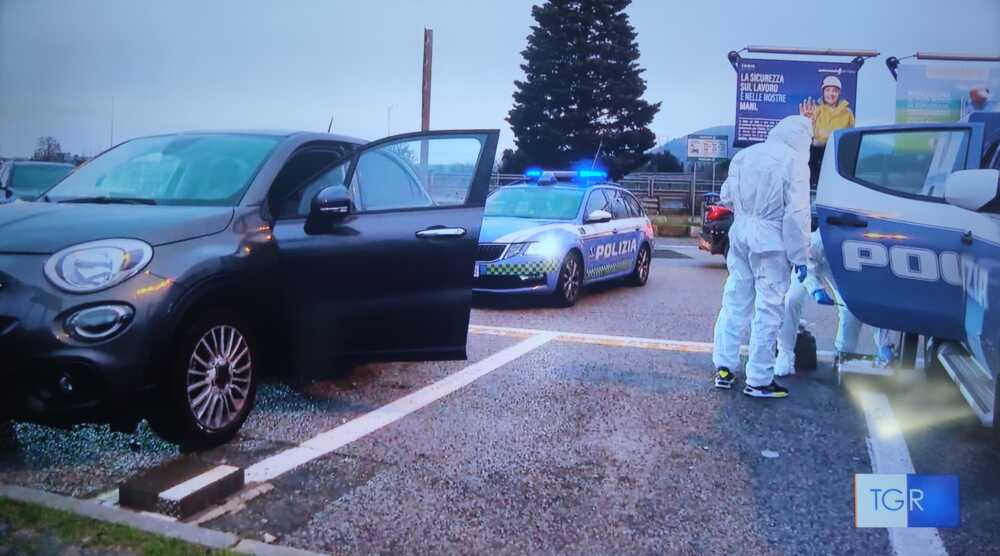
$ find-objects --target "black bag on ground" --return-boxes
[794,329,818,371]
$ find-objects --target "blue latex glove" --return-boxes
[875,345,896,368]
[794,265,808,283]
[812,289,835,306]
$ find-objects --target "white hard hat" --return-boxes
[822,75,842,90]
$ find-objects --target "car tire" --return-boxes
[922,337,949,382]
[553,250,583,307]
[626,243,651,287]
[148,309,258,451]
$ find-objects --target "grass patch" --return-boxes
[0,497,235,556]
[649,215,697,237]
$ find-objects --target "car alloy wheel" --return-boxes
[148,309,258,450]
[555,251,582,307]
[186,325,253,431]
[628,244,651,286]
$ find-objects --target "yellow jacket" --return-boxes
[812,100,855,146]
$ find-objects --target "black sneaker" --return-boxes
[714,367,736,389]
[743,381,789,398]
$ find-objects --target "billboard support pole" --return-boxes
[886,52,1000,80]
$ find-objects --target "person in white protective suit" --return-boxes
[712,115,812,398]
[774,230,898,375]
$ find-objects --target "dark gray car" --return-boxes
[0,129,498,449]
[0,160,75,202]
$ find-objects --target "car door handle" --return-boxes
[826,214,868,228]
[416,226,466,239]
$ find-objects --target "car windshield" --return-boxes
[9,164,74,198]
[45,134,280,206]
[485,187,585,220]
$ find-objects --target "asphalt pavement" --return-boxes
[1,239,997,555]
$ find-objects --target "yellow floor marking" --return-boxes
[469,324,835,361]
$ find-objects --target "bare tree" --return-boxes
[33,136,63,161]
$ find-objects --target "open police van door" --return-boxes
[815,123,985,341]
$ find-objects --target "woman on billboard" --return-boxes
[799,75,855,184]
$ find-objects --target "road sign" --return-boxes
[687,135,729,161]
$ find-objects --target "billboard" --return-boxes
[896,64,999,124]
[734,58,860,147]
[687,135,728,161]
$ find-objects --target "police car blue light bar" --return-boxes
[523,169,608,181]
[576,169,607,179]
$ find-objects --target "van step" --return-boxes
[938,342,995,427]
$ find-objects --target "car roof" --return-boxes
[500,181,624,191]
[121,130,368,146]
[10,160,75,167]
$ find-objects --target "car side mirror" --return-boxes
[944,169,1000,212]
[585,209,612,224]
[306,185,353,233]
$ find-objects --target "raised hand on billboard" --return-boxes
[798,97,817,120]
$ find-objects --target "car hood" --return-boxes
[0,202,234,254]
[479,216,576,243]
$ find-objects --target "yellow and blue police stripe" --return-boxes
[481,259,559,276]
[585,259,633,280]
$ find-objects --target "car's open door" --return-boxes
[816,123,984,340]
[275,129,498,363]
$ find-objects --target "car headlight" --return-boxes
[526,237,562,259]
[503,242,532,259]
[44,239,153,293]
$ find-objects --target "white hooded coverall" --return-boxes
[712,116,812,387]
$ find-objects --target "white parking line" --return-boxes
[159,465,241,502]
[858,391,948,556]
[242,331,558,483]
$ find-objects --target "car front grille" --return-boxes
[474,275,546,290]
[477,244,507,262]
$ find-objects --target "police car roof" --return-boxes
[507,180,618,189]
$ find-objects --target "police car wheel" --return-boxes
[148,309,258,451]
[553,251,583,307]
[626,244,651,287]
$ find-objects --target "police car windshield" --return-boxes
[485,187,585,220]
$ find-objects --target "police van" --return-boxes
[817,112,1000,444]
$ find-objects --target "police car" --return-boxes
[817,113,1000,445]
[474,169,654,306]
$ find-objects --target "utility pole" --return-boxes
[109,96,115,148]
[387,105,393,135]
[419,28,433,183]
[421,29,433,131]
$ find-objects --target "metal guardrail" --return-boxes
[488,172,724,216]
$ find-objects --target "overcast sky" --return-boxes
[2,0,998,158]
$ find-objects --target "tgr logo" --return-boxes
[842,240,989,309]
[855,474,960,528]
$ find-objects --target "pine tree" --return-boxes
[505,0,660,179]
